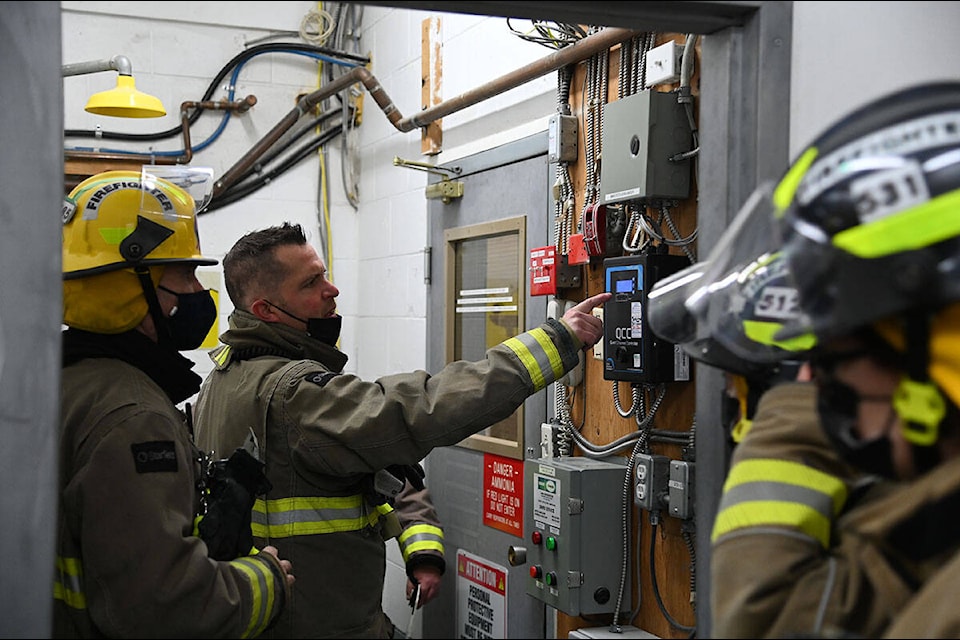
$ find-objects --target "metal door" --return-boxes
[421,132,552,639]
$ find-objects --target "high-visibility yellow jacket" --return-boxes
[56,329,289,638]
[193,310,582,638]
[711,381,960,638]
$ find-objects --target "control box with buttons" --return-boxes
[525,456,629,616]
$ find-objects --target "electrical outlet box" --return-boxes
[541,423,557,458]
[634,453,670,511]
[598,90,692,205]
[668,460,695,520]
[592,307,604,361]
[645,41,681,86]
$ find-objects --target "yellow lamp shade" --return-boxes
[84,75,166,118]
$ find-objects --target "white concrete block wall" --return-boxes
[790,1,960,157]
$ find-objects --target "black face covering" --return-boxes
[158,286,218,351]
[265,300,342,346]
[816,377,898,479]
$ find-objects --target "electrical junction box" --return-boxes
[645,41,682,86]
[548,113,579,163]
[598,90,691,205]
[525,456,630,616]
[603,253,691,383]
[668,460,695,520]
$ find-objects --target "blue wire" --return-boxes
[65,49,357,158]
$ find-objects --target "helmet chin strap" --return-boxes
[897,309,947,474]
[134,265,175,349]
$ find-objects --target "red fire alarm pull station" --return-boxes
[530,245,557,296]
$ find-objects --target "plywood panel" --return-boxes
[557,32,700,640]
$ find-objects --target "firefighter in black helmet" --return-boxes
[652,82,960,638]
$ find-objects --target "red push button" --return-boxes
[531,531,543,545]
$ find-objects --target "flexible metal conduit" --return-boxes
[214,26,642,197]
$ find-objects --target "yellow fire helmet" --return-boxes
[62,167,218,333]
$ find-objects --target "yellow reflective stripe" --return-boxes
[833,189,960,258]
[503,327,562,392]
[774,147,819,215]
[742,319,817,351]
[53,556,86,610]
[212,344,231,368]
[403,540,445,561]
[398,524,445,562]
[504,336,544,390]
[230,555,277,639]
[724,459,847,512]
[711,458,847,548]
[712,500,833,548]
[251,494,385,538]
[529,327,565,381]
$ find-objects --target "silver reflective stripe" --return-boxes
[504,327,563,391]
[251,494,391,538]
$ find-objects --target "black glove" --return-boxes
[199,447,272,561]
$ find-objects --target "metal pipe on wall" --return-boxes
[213,26,641,197]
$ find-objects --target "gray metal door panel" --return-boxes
[422,132,550,639]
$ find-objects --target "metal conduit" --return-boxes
[213,26,641,197]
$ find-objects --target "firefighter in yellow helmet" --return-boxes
[55,168,294,638]
[660,82,960,638]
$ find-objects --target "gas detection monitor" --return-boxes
[602,253,690,383]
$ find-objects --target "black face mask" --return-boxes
[158,286,218,351]
[816,377,898,479]
[265,300,342,346]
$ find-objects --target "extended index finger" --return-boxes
[571,292,612,313]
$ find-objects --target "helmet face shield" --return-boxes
[684,181,780,321]
[660,181,815,366]
[647,261,705,345]
[145,165,215,213]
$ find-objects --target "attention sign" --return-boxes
[456,550,507,639]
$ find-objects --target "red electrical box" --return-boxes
[530,245,557,296]
[567,233,590,265]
